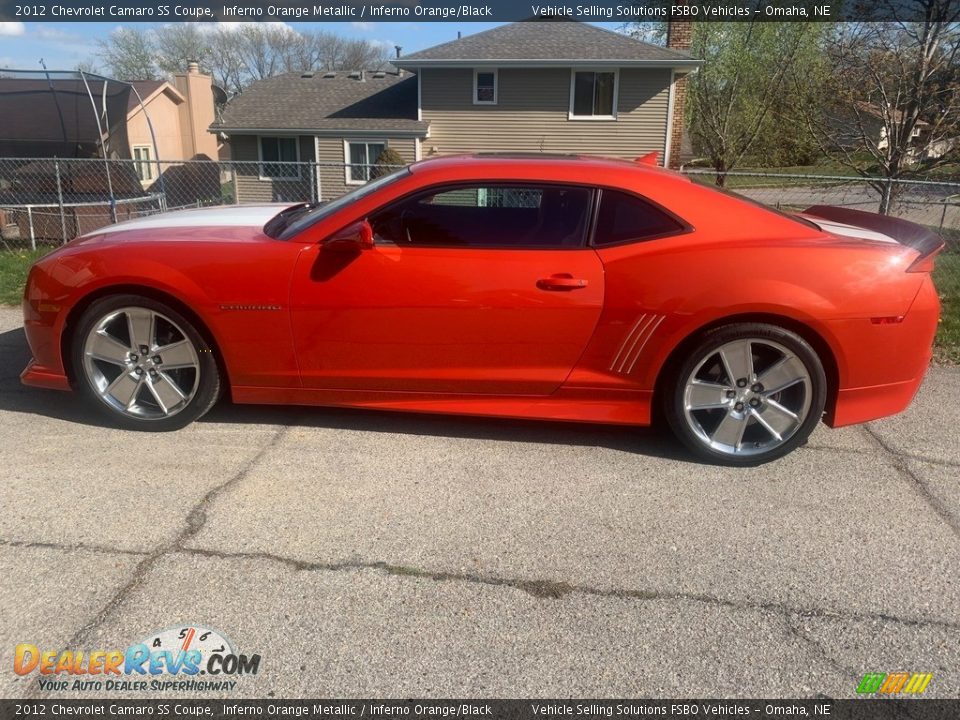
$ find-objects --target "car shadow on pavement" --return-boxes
[0,327,690,461]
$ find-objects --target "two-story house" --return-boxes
[213,19,699,203]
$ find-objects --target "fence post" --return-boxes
[26,205,35,251]
[54,158,67,244]
[233,166,240,205]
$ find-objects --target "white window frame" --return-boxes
[473,68,498,105]
[343,139,389,186]
[132,145,154,182]
[568,68,619,121]
[258,135,301,180]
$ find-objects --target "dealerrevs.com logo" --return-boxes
[856,672,934,696]
[13,625,261,693]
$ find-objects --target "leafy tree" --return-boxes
[685,22,828,184]
[370,146,406,179]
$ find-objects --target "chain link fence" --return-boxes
[681,169,960,250]
[3,158,958,249]
[0,157,405,250]
[2,157,957,360]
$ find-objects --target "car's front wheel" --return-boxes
[664,323,827,466]
[71,294,221,430]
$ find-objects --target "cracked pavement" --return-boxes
[1,306,958,698]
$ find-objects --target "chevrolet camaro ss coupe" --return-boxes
[21,154,943,465]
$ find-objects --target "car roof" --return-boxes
[407,152,691,187]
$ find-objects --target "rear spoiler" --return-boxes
[803,204,944,258]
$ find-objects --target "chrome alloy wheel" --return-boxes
[681,338,813,457]
[82,306,201,420]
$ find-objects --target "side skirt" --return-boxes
[230,386,653,426]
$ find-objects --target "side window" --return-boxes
[370,184,591,248]
[593,189,685,246]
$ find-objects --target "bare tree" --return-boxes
[802,1,960,211]
[153,24,211,76]
[96,28,158,80]
[95,23,389,94]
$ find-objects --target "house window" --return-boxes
[473,69,497,105]
[570,70,618,119]
[259,136,300,179]
[345,141,387,184]
[132,145,154,182]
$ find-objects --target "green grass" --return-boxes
[933,253,960,364]
[0,248,51,306]
[1,246,958,363]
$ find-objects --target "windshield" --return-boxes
[267,166,412,240]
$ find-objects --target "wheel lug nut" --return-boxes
[752,383,763,392]
[734,402,744,412]
[750,398,761,407]
[153,355,162,364]
[726,390,736,399]
[129,354,138,362]
[135,368,143,375]
[736,378,747,388]
[139,345,149,355]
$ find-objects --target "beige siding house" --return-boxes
[212,20,699,203]
[127,65,220,187]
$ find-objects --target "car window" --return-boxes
[370,184,592,248]
[271,166,411,240]
[593,189,686,247]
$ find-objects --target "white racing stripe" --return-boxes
[803,217,900,244]
[90,203,295,236]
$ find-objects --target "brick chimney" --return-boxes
[665,17,693,169]
[172,61,218,161]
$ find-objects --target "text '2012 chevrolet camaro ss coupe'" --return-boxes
[21,154,943,465]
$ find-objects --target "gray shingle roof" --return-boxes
[213,72,427,135]
[397,20,696,65]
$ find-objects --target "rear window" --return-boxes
[593,189,686,246]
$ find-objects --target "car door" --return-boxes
[288,182,604,395]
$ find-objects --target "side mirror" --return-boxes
[322,220,374,251]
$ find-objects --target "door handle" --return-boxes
[537,273,589,291]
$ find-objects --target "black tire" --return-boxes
[663,323,827,466]
[71,294,221,431]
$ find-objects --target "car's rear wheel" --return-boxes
[664,323,826,466]
[72,294,221,430]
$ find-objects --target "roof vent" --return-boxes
[373,71,385,78]
[323,70,336,78]
[301,71,315,79]
[348,70,363,81]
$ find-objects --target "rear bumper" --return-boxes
[21,360,71,391]
[825,275,938,428]
[827,373,927,428]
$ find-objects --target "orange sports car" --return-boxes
[21,154,943,464]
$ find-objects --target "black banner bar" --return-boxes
[2,700,960,720]
[1,0,958,23]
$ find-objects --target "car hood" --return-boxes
[78,203,297,240]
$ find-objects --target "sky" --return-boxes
[0,21,627,73]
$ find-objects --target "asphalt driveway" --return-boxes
[1,305,959,699]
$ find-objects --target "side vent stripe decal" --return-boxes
[610,313,665,375]
[608,314,647,371]
[625,315,665,374]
